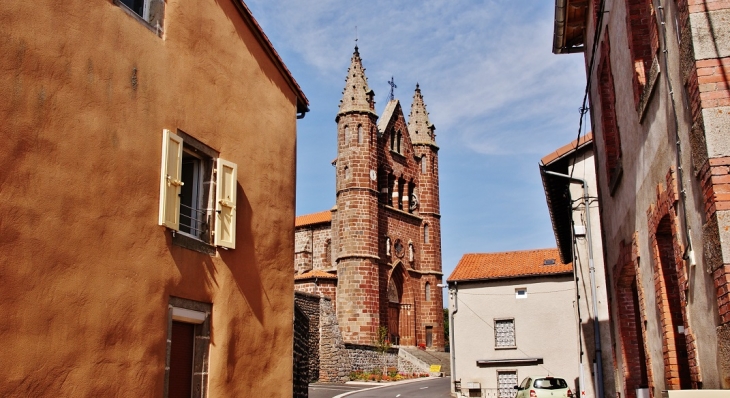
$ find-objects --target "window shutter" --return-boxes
[159,129,184,230]
[215,159,237,248]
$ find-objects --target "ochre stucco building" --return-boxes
[294,47,445,350]
[0,0,307,396]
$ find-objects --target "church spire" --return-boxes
[338,46,376,116]
[408,83,436,144]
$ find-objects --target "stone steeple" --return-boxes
[407,84,436,145]
[337,46,376,117]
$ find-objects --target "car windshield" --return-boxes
[533,378,567,389]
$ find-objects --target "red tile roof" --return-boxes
[448,248,572,282]
[294,269,338,280]
[295,210,332,227]
[540,133,593,166]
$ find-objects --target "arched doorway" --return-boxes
[387,263,415,346]
[654,216,691,389]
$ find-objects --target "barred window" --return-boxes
[497,371,518,398]
[495,319,516,348]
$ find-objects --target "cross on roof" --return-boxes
[388,76,397,101]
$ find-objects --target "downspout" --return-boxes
[572,233,586,396]
[450,282,458,392]
[543,170,605,398]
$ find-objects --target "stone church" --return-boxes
[294,47,445,351]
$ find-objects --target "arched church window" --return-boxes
[396,131,402,153]
[424,224,430,244]
[397,179,405,210]
[390,132,395,151]
[344,165,350,180]
[387,174,395,207]
[324,239,331,267]
[357,125,363,144]
[425,282,431,301]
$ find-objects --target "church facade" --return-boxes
[295,47,445,350]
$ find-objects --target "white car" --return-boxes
[514,376,573,398]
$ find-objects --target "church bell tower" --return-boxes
[333,47,381,345]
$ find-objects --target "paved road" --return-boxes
[308,383,369,398]
[309,377,451,398]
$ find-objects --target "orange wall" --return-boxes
[0,0,298,396]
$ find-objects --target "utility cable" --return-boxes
[457,297,558,376]
[569,0,610,179]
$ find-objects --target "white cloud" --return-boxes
[247,0,587,157]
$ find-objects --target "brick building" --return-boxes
[553,0,730,394]
[294,47,445,351]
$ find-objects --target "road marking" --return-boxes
[396,394,401,397]
[420,386,429,389]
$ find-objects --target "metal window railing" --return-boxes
[179,203,209,239]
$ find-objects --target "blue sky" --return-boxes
[245,1,588,287]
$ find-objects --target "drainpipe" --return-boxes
[543,170,604,398]
[449,282,458,393]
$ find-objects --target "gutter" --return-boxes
[553,0,567,54]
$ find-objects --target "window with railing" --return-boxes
[159,129,237,251]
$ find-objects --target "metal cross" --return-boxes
[388,76,397,101]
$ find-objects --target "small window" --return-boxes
[421,156,427,174]
[117,0,165,33]
[344,165,350,180]
[424,224,430,244]
[425,282,431,301]
[515,288,527,299]
[495,319,516,348]
[357,125,363,144]
[324,239,332,267]
[159,129,237,250]
[344,125,349,144]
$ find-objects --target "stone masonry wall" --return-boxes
[295,291,321,383]
[295,225,332,274]
[345,344,399,373]
[293,304,310,398]
[319,297,351,383]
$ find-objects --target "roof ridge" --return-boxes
[462,247,561,256]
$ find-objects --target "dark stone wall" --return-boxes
[295,291,321,381]
[293,303,310,398]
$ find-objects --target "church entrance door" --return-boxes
[388,303,400,344]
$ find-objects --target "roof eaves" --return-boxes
[231,1,309,115]
[447,269,574,284]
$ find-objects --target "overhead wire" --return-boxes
[569,0,610,179]
[457,297,558,376]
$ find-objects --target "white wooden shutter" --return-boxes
[159,129,184,230]
[215,158,237,248]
